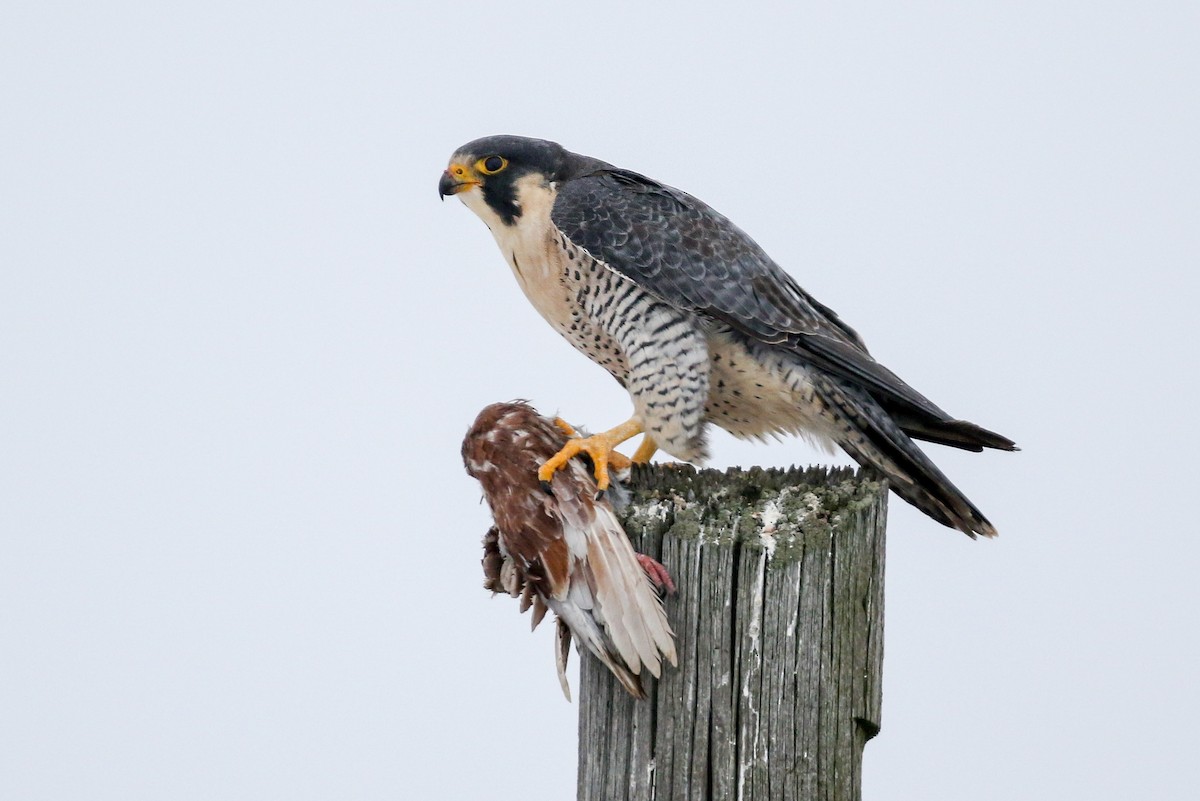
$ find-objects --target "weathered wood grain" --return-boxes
[577,464,887,801]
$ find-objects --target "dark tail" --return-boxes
[817,377,1008,538]
[892,412,1018,453]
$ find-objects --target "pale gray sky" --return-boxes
[2,2,1197,799]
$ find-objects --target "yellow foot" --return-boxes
[551,418,630,470]
[539,417,643,493]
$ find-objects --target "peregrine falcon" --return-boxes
[440,135,1016,538]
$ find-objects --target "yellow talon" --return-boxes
[539,417,643,491]
[552,417,579,438]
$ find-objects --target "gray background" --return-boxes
[3,2,1197,799]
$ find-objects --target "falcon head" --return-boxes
[439,135,608,226]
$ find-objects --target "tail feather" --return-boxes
[554,619,574,702]
[817,377,1001,538]
[549,599,646,698]
[892,412,1018,453]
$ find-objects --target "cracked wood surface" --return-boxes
[577,464,887,801]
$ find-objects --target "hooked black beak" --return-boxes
[439,170,476,200]
[438,171,456,200]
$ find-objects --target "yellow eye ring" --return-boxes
[476,155,508,175]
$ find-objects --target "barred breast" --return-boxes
[497,214,837,460]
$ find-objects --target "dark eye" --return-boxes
[478,155,508,175]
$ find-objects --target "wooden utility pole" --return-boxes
[577,464,887,801]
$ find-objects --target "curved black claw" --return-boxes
[594,489,606,502]
[540,480,555,496]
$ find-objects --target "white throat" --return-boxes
[457,173,572,328]
[458,173,559,280]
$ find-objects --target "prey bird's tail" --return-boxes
[816,376,1007,538]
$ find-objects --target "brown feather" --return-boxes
[463,401,676,699]
[480,526,504,592]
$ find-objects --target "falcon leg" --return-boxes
[631,435,658,464]
[632,434,692,472]
[538,417,643,491]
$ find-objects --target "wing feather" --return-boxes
[551,171,967,424]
